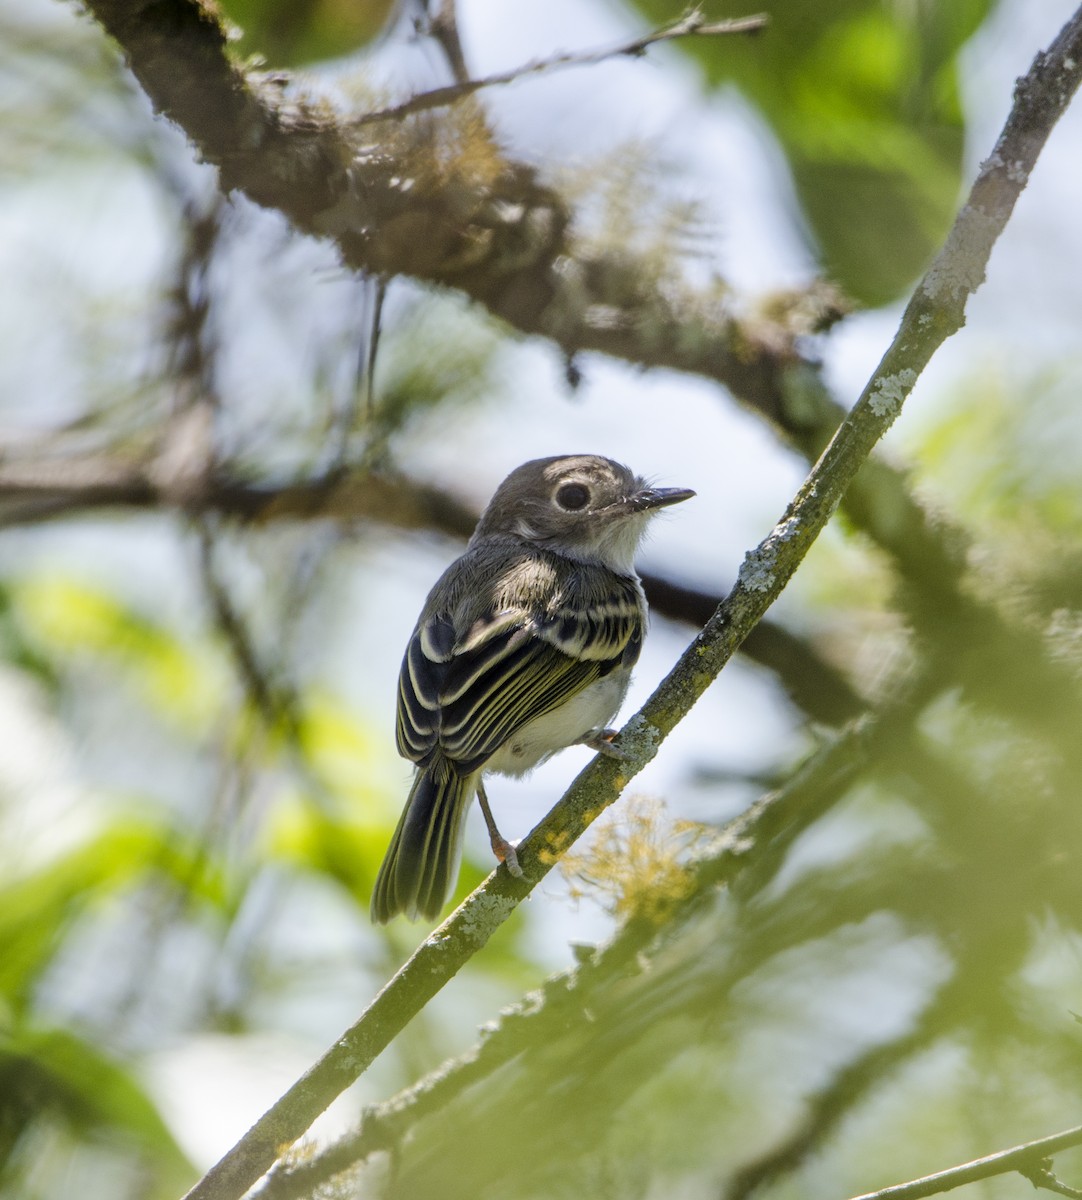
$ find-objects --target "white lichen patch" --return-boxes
[1006,159,1027,184]
[619,713,661,762]
[922,205,999,301]
[459,890,520,942]
[738,544,778,592]
[868,368,917,418]
[774,516,800,542]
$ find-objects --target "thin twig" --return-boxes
[845,1126,1082,1200]
[194,518,343,813]
[196,519,284,727]
[354,8,768,126]
[363,276,386,427]
[327,274,388,473]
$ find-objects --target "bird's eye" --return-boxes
[555,482,590,511]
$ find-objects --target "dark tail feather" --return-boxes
[371,759,475,923]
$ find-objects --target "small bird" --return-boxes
[371,454,694,923]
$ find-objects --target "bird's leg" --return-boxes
[476,779,523,877]
[578,727,630,760]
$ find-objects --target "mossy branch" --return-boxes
[178,11,1082,1197]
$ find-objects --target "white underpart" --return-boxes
[484,667,632,777]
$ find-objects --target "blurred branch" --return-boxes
[178,14,1082,1185]
[355,8,768,126]
[423,0,470,85]
[845,1124,1082,1200]
[0,457,864,725]
[195,519,299,735]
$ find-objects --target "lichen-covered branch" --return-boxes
[250,673,968,1200]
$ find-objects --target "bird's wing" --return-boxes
[396,591,642,774]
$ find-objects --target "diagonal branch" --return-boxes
[177,13,1082,1196]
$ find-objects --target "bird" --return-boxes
[370,454,695,923]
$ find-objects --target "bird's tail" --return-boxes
[371,758,476,923]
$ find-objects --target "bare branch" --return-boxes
[0,455,864,725]
[354,9,768,127]
[845,1125,1082,1200]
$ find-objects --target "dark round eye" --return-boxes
[555,482,590,511]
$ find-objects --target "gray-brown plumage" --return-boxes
[371,454,694,923]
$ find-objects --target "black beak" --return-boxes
[627,486,696,512]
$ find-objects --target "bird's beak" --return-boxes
[627,486,696,512]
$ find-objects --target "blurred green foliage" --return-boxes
[630,0,994,305]
[0,1023,193,1185]
[218,0,398,67]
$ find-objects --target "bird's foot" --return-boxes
[579,727,630,760]
[491,834,523,878]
